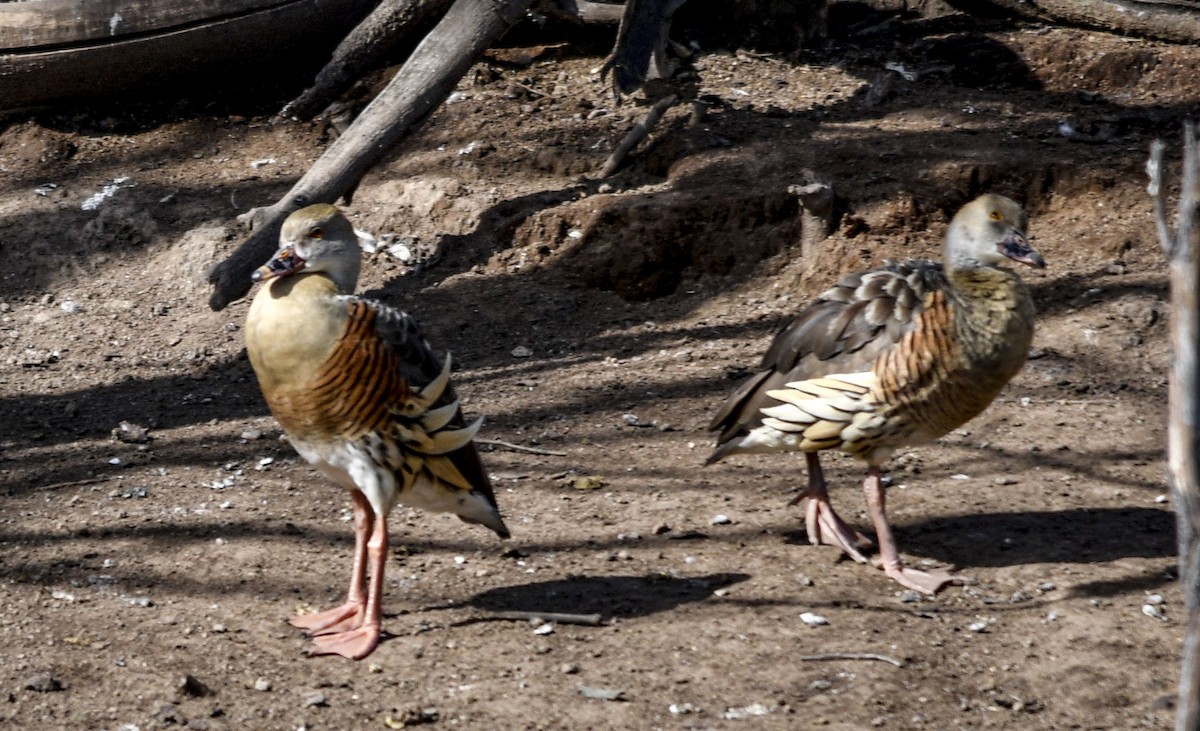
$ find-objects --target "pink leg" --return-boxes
[290,491,371,636]
[862,466,961,594]
[789,452,874,563]
[307,505,387,660]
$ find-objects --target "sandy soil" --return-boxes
[0,12,1185,731]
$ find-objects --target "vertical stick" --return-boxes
[1148,123,1200,731]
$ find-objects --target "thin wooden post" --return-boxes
[1148,122,1200,731]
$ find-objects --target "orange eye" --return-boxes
[989,210,1002,221]
[310,227,324,239]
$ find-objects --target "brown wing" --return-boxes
[339,298,506,531]
[708,260,948,454]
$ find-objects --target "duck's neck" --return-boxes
[945,264,1035,377]
[246,273,347,393]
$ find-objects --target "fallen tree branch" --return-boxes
[800,652,905,668]
[475,438,568,456]
[206,0,535,311]
[600,92,677,176]
[955,0,1200,44]
[280,0,454,121]
[536,0,624,25]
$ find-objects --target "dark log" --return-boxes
[1148,125,1200,731]
[0,0,286,49]
[280,0,455,121]
[536,0,625,25]
[206,0,535,311]
[956,0,1200,45]
[0,0,378,110]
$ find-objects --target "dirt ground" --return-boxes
[0,11,1188,731]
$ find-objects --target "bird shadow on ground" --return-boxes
[779,507,1174,569]
[459,572,749,621]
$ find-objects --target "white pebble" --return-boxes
[799,612,828,626]
[1148,594,1165,605]
[710,514,732,525]
[387,243,413,263]
[533,623,555,635]
[951,473,970,480]
[254,678,272,692]
[108,457,122,465]
[967,621,989,633]
[1143,604,1166,621]
[1156,494,1169,504]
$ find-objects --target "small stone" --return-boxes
[151,703,182,725]
[60,300,82,314]
[572,475,604,490]
[579,685,626,701]
[387,243,413,263]
[253,677,271,692]
[1148,594,1165,605]
[1156,494,1169,504]
[384,707,439,728]
[560,663,580,674]
[303,691,328,708]
[795,574,815,586]
[898,591,922,603]
[533,623,555,635]
[669,702,698,714]
[1010,590,1033,604]
[1143,604,1167,621]
[176,674,211,698]
[511,346,533,358]
[968,621,989,633]
[1037,582,1057,592]
[800,612,828,626]
[24,673,64,692]
[240,429,263,441]
[724,703,771,719]
[1105,261,1127,275]
[710,514,732,525]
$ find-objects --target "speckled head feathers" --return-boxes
[944,194,1045,272]
[253,204,362,293]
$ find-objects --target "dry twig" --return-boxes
[32,476,112,492]
[475,438,567,457]
[800,652,904,668]
[490,610,604,626]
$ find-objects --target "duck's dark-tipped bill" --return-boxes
[252,246,305,282]
[999,230,1046,269]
